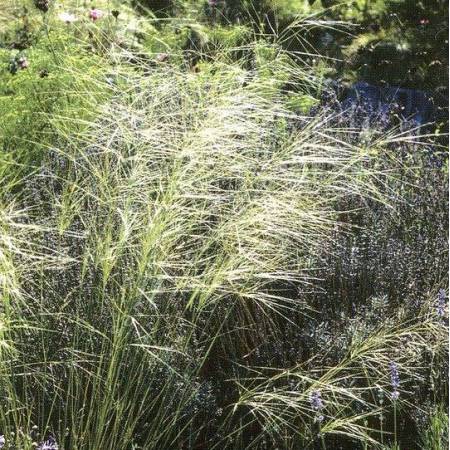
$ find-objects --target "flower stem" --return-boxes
[394,401,397,448]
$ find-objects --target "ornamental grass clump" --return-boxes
[0,38,447,450]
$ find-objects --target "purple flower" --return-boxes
[37,437,58,450]
[89,8,103,21]
[389,361,400,400]
[208,0,218,6]
[309,390,324,411]
[437,289,447,317]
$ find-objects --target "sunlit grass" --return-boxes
[0,3,447,449]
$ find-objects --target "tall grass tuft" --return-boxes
[0,38,446,449]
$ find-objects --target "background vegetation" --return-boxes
[0,1,447,449]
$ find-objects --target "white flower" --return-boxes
[0,435,5,448]
[58,12,78,23]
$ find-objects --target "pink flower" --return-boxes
[17,56,29,70]
[156,53,169,63]
[419,18,430,25]
[89,8,103,21]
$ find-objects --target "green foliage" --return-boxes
[420,405,449,450]
[0,6,119,173]
[285,92,318,112]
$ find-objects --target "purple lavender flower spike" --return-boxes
[437,289,447,317]
[389,361,400,400]
[310,390,324,411]
[37,437,59,450]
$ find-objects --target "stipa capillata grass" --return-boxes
[0,36,446,450]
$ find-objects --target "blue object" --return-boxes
[341,81,435,126]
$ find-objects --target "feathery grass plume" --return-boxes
[0,32,445,449]
[7,49,383,445]
[228,308,446,448]
[0,195,73,445]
